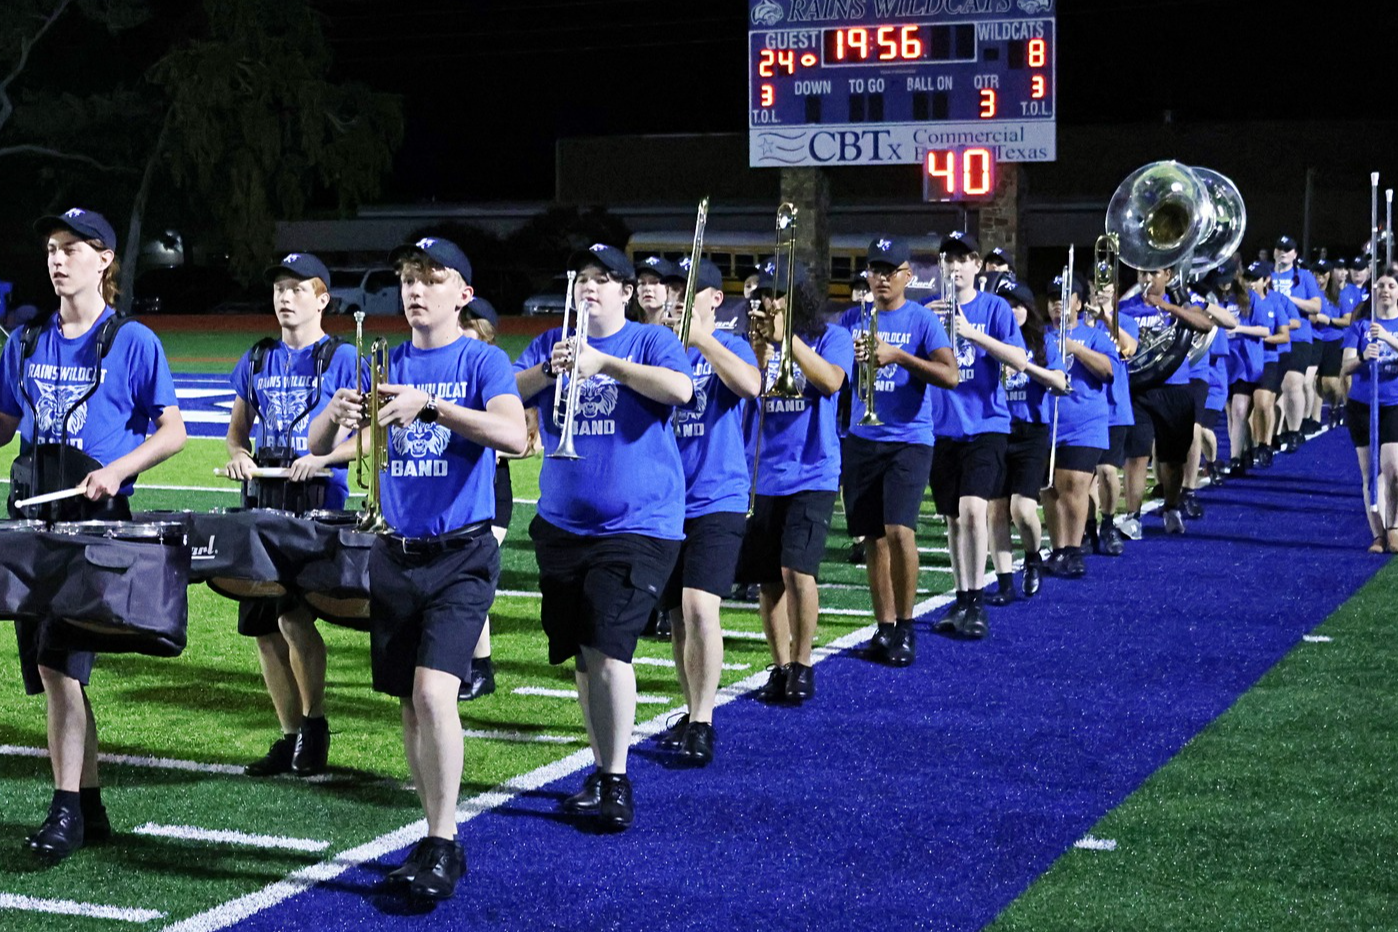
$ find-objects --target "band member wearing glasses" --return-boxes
[925,232,1027,638]
[314,237,526,900]
[514,244,691,829]
[227,252,359,779]
[0,209,186,862]
[839,237,956,662]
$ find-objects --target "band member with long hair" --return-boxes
[839,237,956,660]
[1341,270,1398,552]
[514,244,691,829]
[1273,236,1323,448]
[925,232,1027,638]
[0,209,187,861]
[739,260,853,699]
[634,255,675,325]
[1179,276,1239,514]
[1223,265,1271,477]
[1311,259,1353,428]
[653,258,760,763]
[986,280,1062,604]
[313,237,526,899]
[226,252,358,777]
[1086,281,1137,555]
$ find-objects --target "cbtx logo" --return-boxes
[751,0,784,26]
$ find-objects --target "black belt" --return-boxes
[386,521,491,556]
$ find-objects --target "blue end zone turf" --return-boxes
[220,428,1383,932]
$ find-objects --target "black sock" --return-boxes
[877,621,896,635]
[302,715,328,732]
[79,786,103,814]
[51,789,80,813]
[967,588,984,606]
[1025,549,1042,565]
[995,572,1013,592]
[955,590,968,606]
[894,617,912,629]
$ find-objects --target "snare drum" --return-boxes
[42,520,190,657]
[296,510,372,630]
[0,519,48,619]
[187,507,304,600]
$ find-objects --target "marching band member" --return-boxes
[313,237,526,899]
[635,255,675,325]
[514,244,691,828]
[1042,274,1116,578]
[1180,274,1239,514]
[1341,270,1398,552]
[738,260,853,699]
[1312,260,1352,428]
[228,252,359,777]
[925,232,1027,638]
[983,247,1015,277]
[1222,265,1270,477]
[1273,237,1323,449]
[986,280,1061,603]
[0,209,187,861]
[838,237,956,660]
[654,258,760,763]
[1086,281,1137,555]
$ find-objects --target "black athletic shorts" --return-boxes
[15,496,131,696]
[1318,340,1344,379]
[1054,443,1104,475]
[1258,361,1282,394]
[237,595,313,638]
[1188,378,1210,422]
[1345,400,1398,447]
[1198,407,1222,431]
[929,432,1008,516]
[736,489,838,583]
[530,516,680,666]
[368,523,499,697]
[1100,425,1128,469]
[1230,379,1258,398]
[998,420,1050,501]
[840,436,932,538]
[493,460,513,531]
[1129,385,1196,465]
[1283,342,1312,375]
[658,511,748,612]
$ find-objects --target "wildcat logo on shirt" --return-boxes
[260,386,313,437]
[675,377,709,437]
[851,329,909,392]
[33,380,90,440]
[955,323,983,376]
[762,353,808,413]
[559,370,620,437]
[387,380,472,476]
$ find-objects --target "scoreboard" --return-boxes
[748,0,1057,177]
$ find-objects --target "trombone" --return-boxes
[673,196,710,347]
[1045,246,1075,483]
[549,270,587,460]
[353,309,389,533]
[856,293,882,427]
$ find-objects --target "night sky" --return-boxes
[320,0,1397,202]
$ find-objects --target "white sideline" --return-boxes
[134,823,329,854]
[1074,835,1118,851]
[0,745,244,776]
[1302,635,1333,643]
[0,893,164,923]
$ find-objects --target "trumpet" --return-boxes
[935,256,962,359]
[856,296,882,427]
[353,309,389,533]
[549,270,588,461]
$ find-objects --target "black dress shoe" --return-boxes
[459,656,497,702]
[408,838,466,900]
[291,717,330,776]
[657,713,689,749]
[1063,547,1086,579]
[985,584,1018,607]
[27,805,83,861]
[1229,456,1247,479]
[679,721,715,765]
[885,623,915,667]
[1023,554,1043,596]
[245,734,296,776]
[597,774,634,831]
[757,664,789,703]
[654,613,672,641]
[1040,549,1069,577]
[933,602,966,634]
[862,624,894,662]
[1083,518,1100,554]
[1099,519,1125,557]
[386,837,433,884]
[957,603,989,639]
[847,539,867,565]
[1180,491,1204,520]
[561,770,603,814]
[784,663,815,703]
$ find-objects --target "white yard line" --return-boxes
[1302,635,1333,643]
[512,686,670,705]
[720,629,767,641]
[134,823,329,854]
[0,893,164,924]
[1073,835,1118,851]
[461,729,581,745]
[631,656,751,671]
[0,745,244,776]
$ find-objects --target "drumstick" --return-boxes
[14,485,89,509]
[214,467,334,479]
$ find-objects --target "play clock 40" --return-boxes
[748,0,1058,170]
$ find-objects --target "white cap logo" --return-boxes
[63,208,84,218]
[282,253,300,263]
[590,244,607,254]
[680,257,692,270]
[416,238,436,249]
[877,239,892,251]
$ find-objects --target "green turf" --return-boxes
[986,561,1398,932]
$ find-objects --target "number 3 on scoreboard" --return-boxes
[979,89,997,119]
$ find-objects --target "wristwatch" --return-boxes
[540,357,555,378]
[418,393,440,423]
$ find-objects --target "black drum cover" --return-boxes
[7,443,107,522]
[296,511,372,631]
[172,509,323,600]
[0,520,49,620]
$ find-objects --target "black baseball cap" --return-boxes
[264,251,331,286]
[679,256,724,293]
[756,257,808,295]
[569,243,635,281]
[1351,256,1370,271]
[867,236,911,269]
[463,296,498,327]
[977,270,1012,296]
[985,247,1015,269]
[1004,282,1037,315]
[636,255,677,280]
[939,231,980,258]
[1274,236,1299,252]
[35,208,117,253]
[390,236,473,286]
[1049,273,1088,301]
[1310,258,1334,275]
[743,256,776,279]
[1243,260,1273,280]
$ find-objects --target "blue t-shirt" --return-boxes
[1272,265,1319,343]
[1343,318,1398,407]
[1314,294,1345,342]
[1117,292,1196,387]
[1186,293,1214,382]
[837,300,951,446]
[380,336,519,538]
[0,307,177,496]
[1340,282,1366,318]
[1261,290,1289,362]
[1051,322,1114,449]
[1005,334,1064,426]
[925,290,1024,438]
[1226,294,1267,384]
[744,324,854,496]
[230,336,358,510]
[516,320,690,539]
[1206,322,1230,411]
[675,331,758,518]
[1092,313,1137,427]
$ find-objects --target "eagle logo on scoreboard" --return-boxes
[751,0,784,27]
[1018,0,1053,12]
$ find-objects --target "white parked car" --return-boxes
[329,267,401,316]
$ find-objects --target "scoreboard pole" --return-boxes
[979,163,1027,273]
[780,167,832,300]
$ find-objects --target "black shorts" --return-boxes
[530,516,681,666]
[1345,400,1398,447]
[1129,385,1196,465]
[237,595,312,638]
[999,421,1050,501]
[736,489,837,583]
[1054,443,1104,475]
[1258,361,1282,394]
[1318,340,1345,378]
[1188,378,1210,422]
[840,436,932,538]
[1100,425,1128,469]
[493,460,513,531]
[1198,407,1222,431]
[929,433,1008,516]
[1283,342,1312,375]
[367,525,499,697]
[658,511,748,612]
[1230,380,1257,398]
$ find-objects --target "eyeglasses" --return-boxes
[866,266,910,281]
